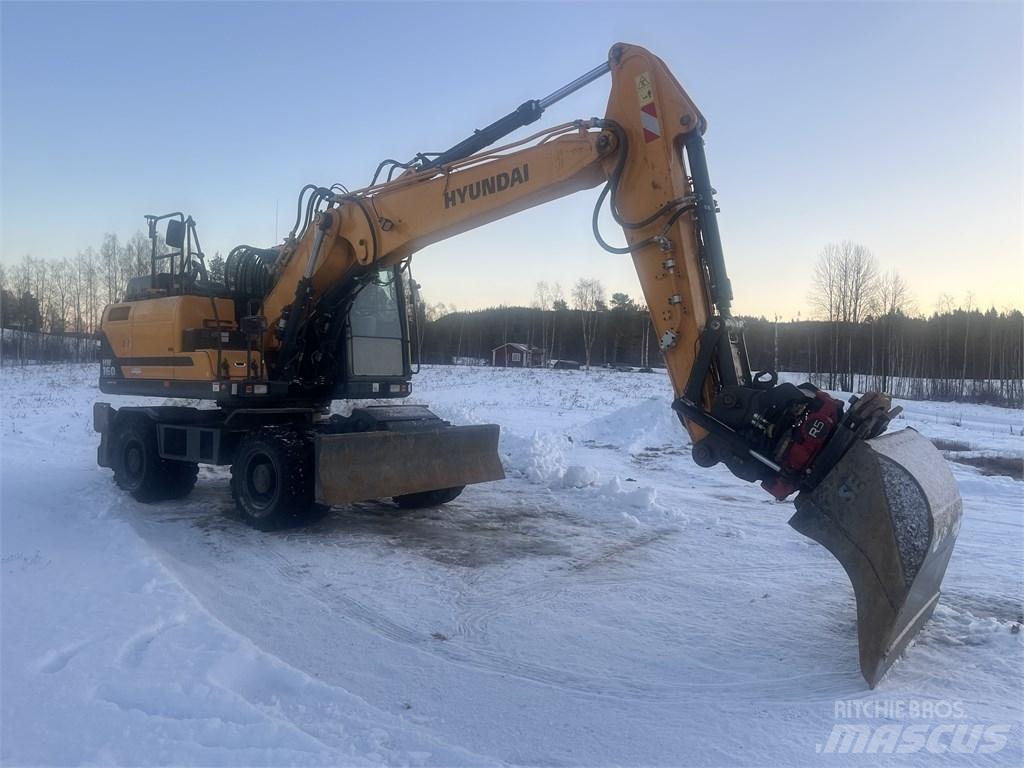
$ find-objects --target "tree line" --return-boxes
[415,241,1023,406]
[2,235,1021,406]
[0,232,229,336]
[414,300,1022,405]
[2,233,147,335]
[414,280,658,371]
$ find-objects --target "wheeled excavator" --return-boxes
[94,44,961,687]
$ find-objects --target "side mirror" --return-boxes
[165,219,186,249]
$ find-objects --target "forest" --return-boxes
[2,235,1021,407]
[415,303,1023,406]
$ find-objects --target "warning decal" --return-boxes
[635,71,661,143]
[640,103,661,142]
[635,72,654,106]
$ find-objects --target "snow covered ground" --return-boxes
[1,363,1021,766]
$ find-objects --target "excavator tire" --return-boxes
[393,486,465,509]
[112,416,198,502]
[231,427,325,531]
[164,461,200,500]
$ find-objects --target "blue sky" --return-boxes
[2,1,1020,317]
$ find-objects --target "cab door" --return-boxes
[346,268,410,379]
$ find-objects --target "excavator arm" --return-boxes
[263,44,883,495]
[266,47,720,426]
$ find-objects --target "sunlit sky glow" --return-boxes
[2,1,1021,317]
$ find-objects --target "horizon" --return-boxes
[408,298,1023,322]
[2,2,1021,318]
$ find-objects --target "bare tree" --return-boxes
[810,246,841,387]
[809,241,878,389]
[935,293,955,390]
[874,268,912,318]
[533,281,552,365]
[82,247,99,332]
[641,318,652,367]
[549,282,564,360]
[959,292,974,398]
[572,277,604,369]
[50,258,72,332]
[15,255,32,299]
[32,257,48,327]
[100,233,121,306]
[872,268,912,392]
[119,231,149,284]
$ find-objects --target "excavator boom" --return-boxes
[95,43,961,687]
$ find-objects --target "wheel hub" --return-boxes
[246,456,276,505]
[125,442,143,476]
[250,460,275,498]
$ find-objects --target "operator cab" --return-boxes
[333,266,414,399]
[108,210,413,402]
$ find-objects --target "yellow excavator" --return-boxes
[94,44,961,687]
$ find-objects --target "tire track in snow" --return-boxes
[35,639,91,674]
[202,515,687,700]
[259,544,429,648]
[117,614,186,668]
[250,522,853,702]
[146,492,855,703]
[121,475,868,704]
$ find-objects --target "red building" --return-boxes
[491,343,544,368]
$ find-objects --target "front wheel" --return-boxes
[231,428,325,531]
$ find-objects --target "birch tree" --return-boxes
[572,277,604,369]
[810,241,878,390]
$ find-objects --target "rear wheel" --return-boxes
[393,486,465,509]
[231,427,325,531]
[164,461,199,499]
[112,418,198,502]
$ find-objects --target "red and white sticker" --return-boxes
[635,72,661,143]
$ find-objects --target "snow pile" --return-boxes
[499,430,598,489]
[574,397,687,455]
[498,429,666,521]
[560,464,601,489]
[930,604,1024,647]
[499,430,570,485]
[594,477,661,515]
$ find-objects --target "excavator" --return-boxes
[93,44,961,687]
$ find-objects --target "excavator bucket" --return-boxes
[789,428,962,687]
[314,424,505,506]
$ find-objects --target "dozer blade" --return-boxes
[789,428,962,687]
[315,424,505,506]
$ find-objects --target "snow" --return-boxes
[2,363,1022,766]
